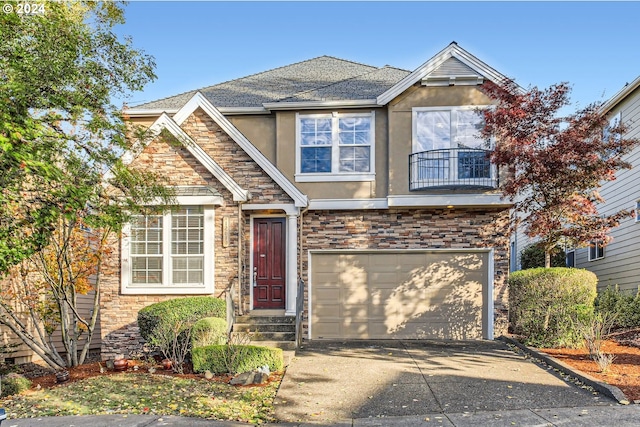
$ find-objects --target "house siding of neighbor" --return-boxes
[100,42,513,359]
[573,77,640,293]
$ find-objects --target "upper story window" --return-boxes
[296,112,375,182]
[122,205,215,294]
[588,240,605,261]
[410,106,496,189]
[413,107,487,151]
[603,111,622,142]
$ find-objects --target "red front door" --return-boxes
[253,217,286,309]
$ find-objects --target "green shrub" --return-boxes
[595,285,640,328]
[508,267,597,348]
[1,372,32,397]
[520,243,566,269]
[191,317,228,348]
[192,344,284,375]
[137,296,226,342]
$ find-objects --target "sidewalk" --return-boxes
[5,405,640,427]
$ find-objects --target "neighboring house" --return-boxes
[100,42,513,359]
[571,76,640,293]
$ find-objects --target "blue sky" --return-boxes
[115,1,640,110]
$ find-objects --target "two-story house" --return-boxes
[569,76,640,292]
[100,42,512,359]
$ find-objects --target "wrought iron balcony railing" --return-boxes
[409,148,498,190]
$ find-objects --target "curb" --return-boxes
[499,335,631,405]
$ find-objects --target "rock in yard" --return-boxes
[230,370,269,385]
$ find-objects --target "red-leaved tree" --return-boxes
[481,79,640,267]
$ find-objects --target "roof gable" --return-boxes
[173,93,308,207]
[376,42,511,105]
[124,113,250,203]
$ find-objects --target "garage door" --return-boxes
[310,251,490,340]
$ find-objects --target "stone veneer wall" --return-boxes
[100,109,293,359]
[300,207,511,337]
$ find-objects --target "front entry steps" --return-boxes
[232,310,296,351]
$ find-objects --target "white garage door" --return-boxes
[310,251,490,340]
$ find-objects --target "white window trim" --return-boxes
[121,205,215,295]
[635,200,640,223]
[588,241,605,262]
[295,111,376,182]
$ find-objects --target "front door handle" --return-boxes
[253,267,257,287]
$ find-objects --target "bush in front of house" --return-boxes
[508,267,597,348]
[520,243,566,269]
[1,372,32,397]
[137,296,226,342]
[595,285,640,328]
[192,344,284,375]
[191,317,229,348]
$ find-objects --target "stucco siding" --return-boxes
[387,84,497,196]
[273,109,389,200]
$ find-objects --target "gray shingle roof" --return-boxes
[133,56,410,110]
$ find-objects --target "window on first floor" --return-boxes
[636,200,640,222]
[565,249,575,268]
[296,112,375,182]
[588,241,605,261]
[122,205,214,294]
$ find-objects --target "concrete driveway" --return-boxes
[274,339,614,424]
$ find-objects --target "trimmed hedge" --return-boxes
[137,296,226,342]
[1,373,32,397]
[596,285,640,328]
[191,317,228,348]
[192,344,284,375]
[509,267,597,348]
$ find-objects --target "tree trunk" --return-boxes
[544,250,551,268]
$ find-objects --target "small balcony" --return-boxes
[409,148,498,190]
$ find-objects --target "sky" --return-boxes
[114,1,640,111]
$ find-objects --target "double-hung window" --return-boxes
[411,107,493,187]
[296,112,375,182]
[588,241,605,261]
[122,205,214,294]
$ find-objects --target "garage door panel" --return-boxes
[311,251,488,340]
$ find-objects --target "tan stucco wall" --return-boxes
[387,84,495,195]
[228,115,277,165]
[275,109,388,200]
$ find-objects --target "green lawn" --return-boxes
[1,373,279,424]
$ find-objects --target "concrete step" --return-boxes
[234,322,295,333]
[234,315,295,325]
[232,331,295,341]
